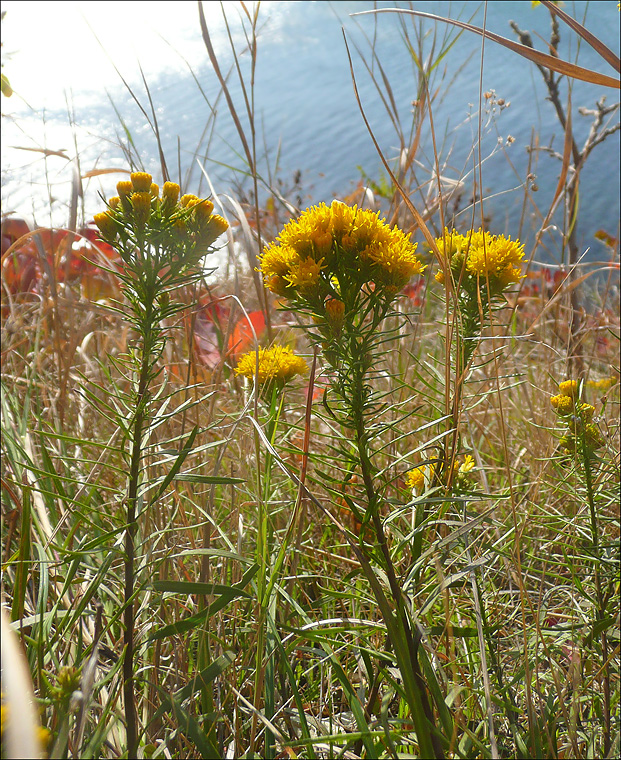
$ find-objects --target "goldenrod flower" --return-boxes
[584,423,605,449]
[434,228,525,292]
[260,202,424,298]
[325,297,345,330]
[130,172,153,192]
[161,181,180,212]
[260,244,300,280]
[180,193,200,208]
[150,182,159,198]
[285,257,324,291]
[196,214,229,249]
[465,233,525,286]
[131,191,152,227]
[586,376,617,392]
[312,229,333,257]
[551,393,574,415]
[405,464,431,492]
[578,403,595,421]
[194,199,215,223]
[235,345,308,384]
[108,196,121,211]
[329,200,357,240]
[94,211,118,240]
[558,380,579,398]
[365,234,424,289]
[117,180,134,212]
[459,454,475,474]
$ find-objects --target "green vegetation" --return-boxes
[1,3,619,759]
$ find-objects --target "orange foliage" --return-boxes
[1,218,122,307]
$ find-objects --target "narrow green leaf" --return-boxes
[153,580,252,599]
[173,473,246,485]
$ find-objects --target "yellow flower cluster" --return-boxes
[435,227,524,294]
[259,201,425,301]
[405,455,475,493]
[551,381,604,454]
[586,376,617,392]
[94,172,228,253]
[234,345,308,385]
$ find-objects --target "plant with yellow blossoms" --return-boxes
[259,200,424,374]
[406,454,476,494]
[235,345,308,387]
[551,380,604,457]
[93,171,228,758]
[434,227,525,365]
[259,202,447,757]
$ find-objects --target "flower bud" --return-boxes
[180,193,200,208]
[131,192,152,227]
[93,211,118,240]
[130,172,153,192]
[117,181,134,213]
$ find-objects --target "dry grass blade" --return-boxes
[198,1,253,170]
[352,9,620,89]
[341,31,440,258]
[81,168,132,179]
[9,146,69,159]
[540,0,620,74]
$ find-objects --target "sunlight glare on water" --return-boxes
[1,0,619,264]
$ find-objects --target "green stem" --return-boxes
[350,360,445,759]
[123,306,156,758]
[582,445,610,756]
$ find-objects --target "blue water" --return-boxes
[2,1,619,265]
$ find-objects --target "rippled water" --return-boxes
[2,1,619,264]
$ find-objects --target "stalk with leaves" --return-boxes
[94,173,228,757]
[258,200,452,757]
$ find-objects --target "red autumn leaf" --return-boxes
[227,310,267,361]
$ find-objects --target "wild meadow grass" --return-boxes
[1,3,619,759]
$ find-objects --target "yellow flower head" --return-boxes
[584,423,605,449]
[586,376,617,392]
[459,454,475,475]
[116,180,134,212]
[285,257,324,291]
[405,464,431,493]
[108,196,121,211]
[437,227,480,254]
[551,393,574,415]
[180,193,200,208]
[365,231,424,289]
[435,228,525,291]
[150,182,160,198]
[466,232,525,286]
[261,202,424,299]
[94,211,118,240]
[131,191,152,226]
[195,214,229,250]
[193,199,215,224]
[558,380,579,399]
[329,200,357,240]
[260,243,301,281]
[325,297,345,329]
[235,345,308,385]
[161,181,181,212]
[130,172,153,192]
